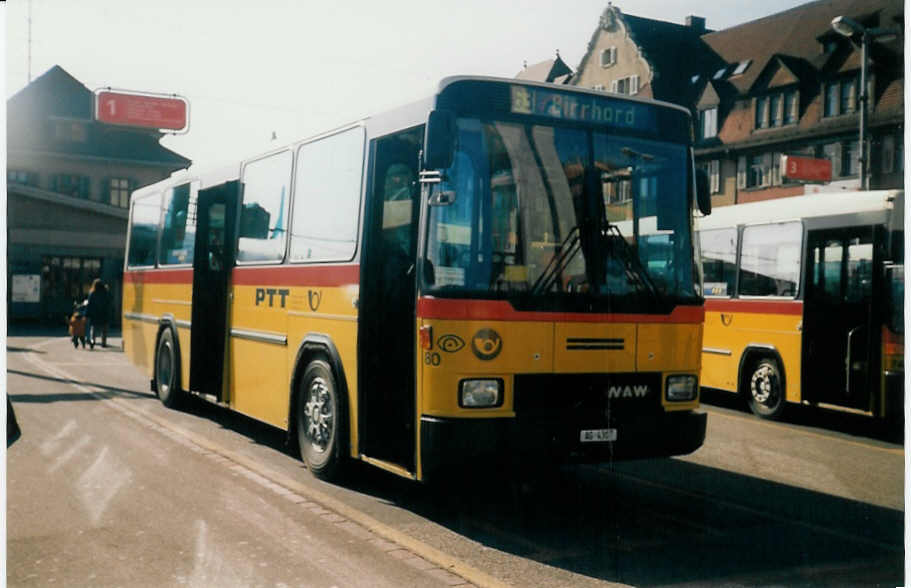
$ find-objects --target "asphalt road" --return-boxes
[6,328,905,587]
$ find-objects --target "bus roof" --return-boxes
[696,190,903,231]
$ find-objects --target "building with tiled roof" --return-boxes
[571,0,903,206]
[515,52,574,84]
[7,65,192,323]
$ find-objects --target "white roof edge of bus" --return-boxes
[695,190,903,230]
[437,75,694,117]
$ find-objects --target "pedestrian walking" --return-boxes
[68,299,88,348]
[85,279,111,349]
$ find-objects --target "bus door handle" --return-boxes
[845,325,864,395]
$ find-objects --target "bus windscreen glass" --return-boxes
[422,117,697,311]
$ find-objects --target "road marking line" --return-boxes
[704,407,904,456]
[17,349,506,588]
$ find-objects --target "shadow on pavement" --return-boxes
[7,369,156,402]
[164,393,903,586]
[700,388,903,444]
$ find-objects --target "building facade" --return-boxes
[570,0,903,207]
[7,66,191,324]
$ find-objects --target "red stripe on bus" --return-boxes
[231,264,360,287]
[123,269,193,284]
[704,298,804,315]
[417,297,705,323]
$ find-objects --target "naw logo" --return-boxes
[606,385,650,399]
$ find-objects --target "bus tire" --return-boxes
[297,358,346,481]
[155,328,183,408]
[745,358,786,420]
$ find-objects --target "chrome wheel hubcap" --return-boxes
[304,377,333,453]
[751,365,776,405]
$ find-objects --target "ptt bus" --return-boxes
[696,190,904,423]
[122,76,712,483]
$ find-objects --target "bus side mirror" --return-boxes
[423,110,456,170]
[695,168,712,215]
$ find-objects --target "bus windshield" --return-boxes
[422,117,697,311]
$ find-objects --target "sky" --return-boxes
[5,0,815,171]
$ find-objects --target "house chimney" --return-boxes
[686,15,706,34]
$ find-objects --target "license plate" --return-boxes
[580,428,617,442]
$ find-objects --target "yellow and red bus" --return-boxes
[696,190,904,422]
[122,76,711,482]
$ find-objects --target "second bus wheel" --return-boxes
[297,359,347,481]
[155,328,184,408]
[745,358,786,420]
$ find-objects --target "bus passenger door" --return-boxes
[190,181,239,400]
[358,129,422,471]
[802,226,876,411]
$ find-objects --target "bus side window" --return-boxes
[237,150,293,263]
[739,222,801,297]
[699,228,737,297]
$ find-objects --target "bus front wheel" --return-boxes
[297,359,346,481]
[745,358,786,420]
[155,328,183,408]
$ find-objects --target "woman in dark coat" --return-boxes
[85,279,111,349]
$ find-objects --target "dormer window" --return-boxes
[824,75,859,117]
[600,46,617,67]
[700,107,718,139]
[732,60,751,76]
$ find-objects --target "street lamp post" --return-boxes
[831,16,899,191]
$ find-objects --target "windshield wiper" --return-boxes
[530,225,581,294]
[601,221,662,302]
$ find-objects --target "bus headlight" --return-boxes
[460,379,503,408]
[666,375,697,402]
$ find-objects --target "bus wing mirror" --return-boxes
[695,168,712,215]
[423,110,456,170]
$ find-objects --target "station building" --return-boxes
[7,65,191,325]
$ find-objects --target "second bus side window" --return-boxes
[237,150,293,263]
[290,127,364,262]
[699,228,737,296]
[739,221,801,297]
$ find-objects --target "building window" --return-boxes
[755,96,769,129]
[822,143,842,177]
[840,78,856,114]
[700,107,718,139]
[882,135,896,174]
[600,46,617,67]
[785,91,799,124]
[8,170,38,186]
[742,153,772,188]
[54,120,87,143]
[707,160,720,193]
[611,75,639,95]
[770,94,783,127]
[108,178,132,208]
[593,84,606,91]
[51,174,90,199]
[842,140,860,177]
[824,76,859,117]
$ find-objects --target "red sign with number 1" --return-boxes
[95,91,188,131]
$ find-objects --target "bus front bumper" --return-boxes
[420,410,706,472]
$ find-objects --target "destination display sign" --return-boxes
[510,85,657,132]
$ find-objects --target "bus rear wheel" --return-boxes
[745,358,785,420]
[155,328,183,408]
[297,359,346,481]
